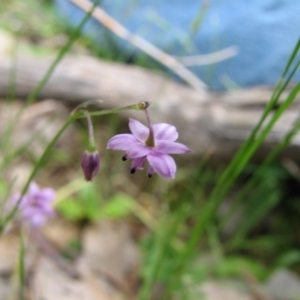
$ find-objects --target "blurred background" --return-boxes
[0,0,300,299]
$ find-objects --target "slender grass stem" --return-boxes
[223,114,300,249]
[140,155,210,299]
[24,0,102,107]
[0,0,101,233]
[282,38,300,78]
[162,40,300,297]
[2,0,102,154]
[0,117,74,234]
[18,230,25,300]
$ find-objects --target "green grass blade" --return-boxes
[282,37,300,78]
[220,115,300,230]
[163,41,300,298]
[139,155,211,299]
[18,231,25,300]
[24,0,102,107]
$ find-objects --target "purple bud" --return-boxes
[81,150,100,181]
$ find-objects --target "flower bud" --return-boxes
[81,150,100,181]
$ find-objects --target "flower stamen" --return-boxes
[144,108,155,147]
[145,129,155,147]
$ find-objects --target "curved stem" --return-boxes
[82,110,95,148]
[0,101,148,235]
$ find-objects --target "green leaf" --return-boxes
[215,256,268,280]
[57,198,84,221]
[100,193,135,219]
[80,184,101,221]
[275,250,300,268]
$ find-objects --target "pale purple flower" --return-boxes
[107,118,191,179]
[81,150,100,181]
[11,182,55,227]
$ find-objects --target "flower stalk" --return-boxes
[1,101,151,233]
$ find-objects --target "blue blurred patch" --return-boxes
[54,0,300,90]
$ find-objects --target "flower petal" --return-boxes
[147,152,176,179]
[28,182,39,196]
[131,156,146,170]
[156,140,191,154]
[39,188,56,203]
[126,143,151,158]
[153,123,179,141]
[129,118,149,142]
[107,134,138,151]
[30,213,47,227]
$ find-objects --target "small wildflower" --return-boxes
[81,150,100,181]
[11,182,55,227]
[107,115,191,179]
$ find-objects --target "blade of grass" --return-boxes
[218,59,300,197]
[0,115,56,172]
[282,38,300,78]
[206,57,300,218]
[220,114,300,231]
[163,42,300,298]
[139,153,211,299]
[0,38,19,153]
[2,0,102,150]
[18,230,25,300]
[227,188,282,250]
[219,83,300,199]
[214,41,300,196]
[190,0,209,35]
[0,0,102,234]
[0,178,16,219]
[24,0,102,107]
[0,117,73,234]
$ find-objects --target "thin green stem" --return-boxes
[73,102,147,119]
[139,204,192,300]
[282,37,300,78]
[138,216,171,300]
[7,37,19,104]
[82,110,96,149]
[24,0,102,107]
[223,114,300,248]
[163,81,300,298]
[18,229,25,300]
[0,115,56,173]
[0,0,103,234]
[0,117,74,234]
[0,38,19,153]
[3,0,102,151]
[206,58,300,213]
[0,101,148,235]
[141,156,210,299]
[212,49,300,199]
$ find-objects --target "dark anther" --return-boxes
[122,156,127,161]
[148,173,152,178]
[130,168,136,174]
